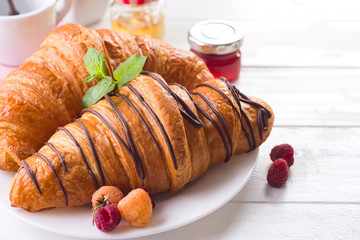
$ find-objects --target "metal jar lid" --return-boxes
[188,19,244,55]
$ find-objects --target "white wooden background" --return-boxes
[1,0,360,239]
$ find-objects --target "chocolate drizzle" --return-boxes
[109,92,162,154]
[228,78,272,142]
[81,108,145,179]
[125,82,179,170]
[21,72,272,200]
[75,119,106,185]
[195,83,241,120]
[34,153,68,206]
[21,160,41,195]
[219,77,256,150]
[234,89,272,141]
[194,78,272,152]
[191,91,233,162]
[58,126,99,189]
[141,71,203,128]
[104,95,145,179]
[45,142,68,172]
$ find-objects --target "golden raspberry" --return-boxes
[117,188,153,228]
[92,186,124,209]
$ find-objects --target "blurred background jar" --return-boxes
[188,19,244,82]
[110,0,164,39]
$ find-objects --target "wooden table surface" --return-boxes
[1,0,360,239]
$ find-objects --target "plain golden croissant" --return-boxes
[0,23,212,171]
[10,72,274,212]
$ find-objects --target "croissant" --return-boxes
[10,71,274,212]
[0,23,212,172]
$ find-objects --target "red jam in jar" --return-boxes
[188,19,244,82]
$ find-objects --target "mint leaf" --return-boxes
[113,55,147,88]
[82,51,147,108]
[82,76,116,108]
[83,75,95,83]
[84,48,107,79]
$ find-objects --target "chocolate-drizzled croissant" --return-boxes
[0,24,212,171]
[10,72,274,212]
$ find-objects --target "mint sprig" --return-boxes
[113,54,148,88]
[81,48,147,108]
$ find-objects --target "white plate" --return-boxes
[0,148,259,239]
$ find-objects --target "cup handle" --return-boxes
[56,0,73,25]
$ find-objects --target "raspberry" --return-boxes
[92,186,124,209]
[270,143,294,167]
[117,188,153,228]
[267,158,289,187]
[139,187,156,209]
[94,204,121,232]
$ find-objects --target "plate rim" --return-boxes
[0,148,259,239]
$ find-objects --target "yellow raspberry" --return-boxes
[92,186,124,209]
[117,188,153,228]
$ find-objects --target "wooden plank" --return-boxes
[236,67,360,126]
[166,0,360,21]
[234,126,360,203]
[162,20,360,67]
[146,203,360,240]
[2,202,359,240]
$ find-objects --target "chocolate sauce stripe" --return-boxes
[34,153,68,206]
[81,108,142,182]
[257,107,270,138]
[82,108,136,156]
[45,142,68,172]
[142,71,203,128]
[169,82,205,127]
[225,77,272,149]
[261,108,269,130]
[57,127,99,189]
[75,119,106,185]
[219,77,256,151]
[194,83,241,120]
[192,92,233,162]
[104,95,145,179]
[125,82,178,170]
[240,107,256,150]
[171,82,234,162]
[111,92,162,154]
[191,94,231,163]
[240,98,272,118]
[170,83,196,102]
[257,109,264,140]
[233,87,272,141]
[21,160,41,195]
[194,82,247,153]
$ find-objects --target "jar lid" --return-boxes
[116,0,157,5]
[188,19,244,55]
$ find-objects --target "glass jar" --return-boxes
[188,19,244,82]
[110,0,164,39]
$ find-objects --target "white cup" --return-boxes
[0,0,72,67]
[67,0,110,26]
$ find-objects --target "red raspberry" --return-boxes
[270,144,294,167]
[267,158,289,187]
[94,204,121,232]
